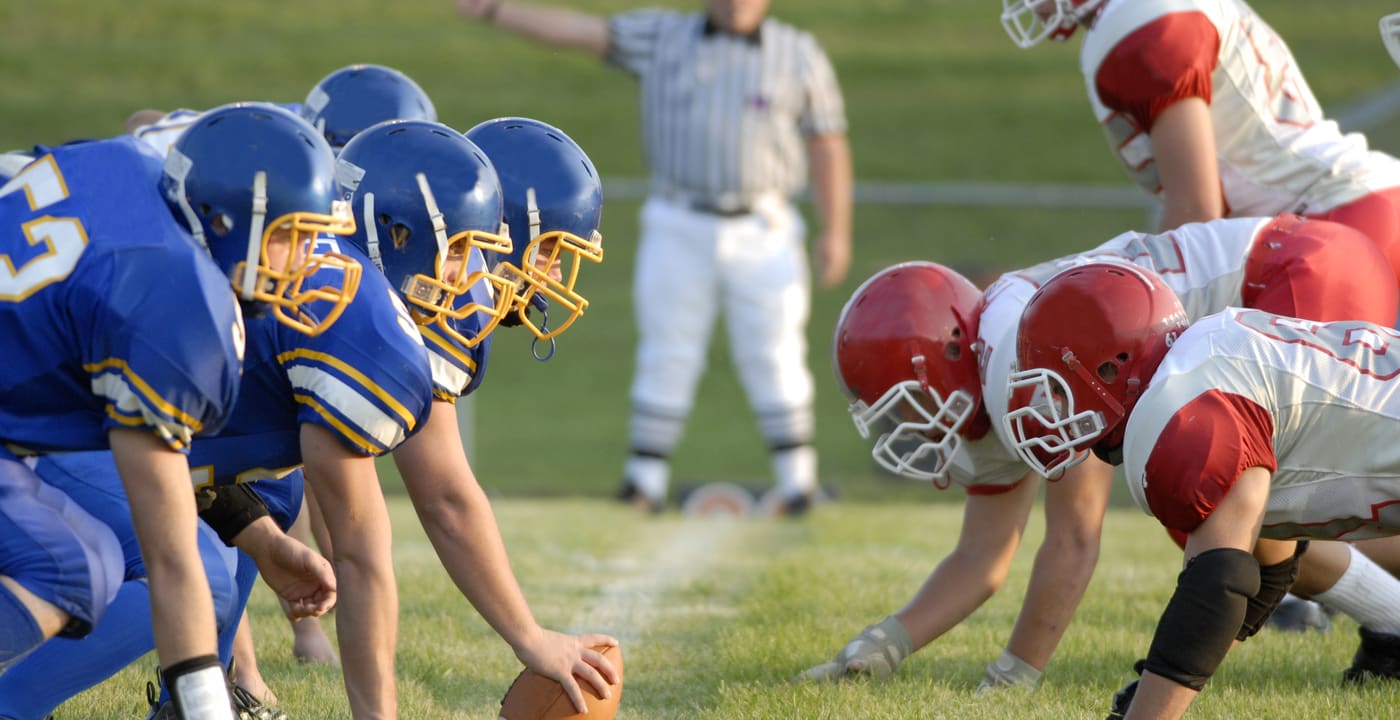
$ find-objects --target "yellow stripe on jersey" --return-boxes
[83,357,205,432]
[418,323,479,373]
[104,406,147,427]
[277,349,418,430]
[292,393,382,455]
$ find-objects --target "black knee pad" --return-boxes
[1144,548,1260,691]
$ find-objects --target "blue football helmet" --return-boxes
[336,119,515,349]
[464,117,604,342]
[162,102,361,336]
[301,65,437,151]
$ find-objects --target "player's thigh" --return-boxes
[1243,217,1398,324]
[0,454,122,630]
[33,451,144,578]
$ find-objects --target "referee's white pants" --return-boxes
[628,195,816,459]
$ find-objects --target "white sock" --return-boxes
[771,445,817,498]
[1314,545,1400,634]
[623,455,669,501]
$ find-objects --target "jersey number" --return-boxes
[0,156,88,301]
[1238,311,1400,381]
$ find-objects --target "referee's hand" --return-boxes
[815,229,851,288]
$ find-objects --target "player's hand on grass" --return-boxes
[796,616,913,682]
[975,650,1042,692]
[515,628,620,714]
[237,517,337,619]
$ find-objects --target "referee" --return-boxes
[457,0,854,515]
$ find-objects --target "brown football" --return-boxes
[498,644,624,720]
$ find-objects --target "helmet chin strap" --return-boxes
[1061,349,1126,425]
[240,171,268,300]
[417,173,450,274]
[361,192,383,271]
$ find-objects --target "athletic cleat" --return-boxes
[231,684,289,720]
[616,481,664,514]
[1344,626,1400,685]
[1268,596,1332,633]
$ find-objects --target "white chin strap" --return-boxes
[240,171,268,299]
[361,192,383,271]
[417,172,450,270]
[164,147,206,249]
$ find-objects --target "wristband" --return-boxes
[162,654,235,720]
[196,483,271,546]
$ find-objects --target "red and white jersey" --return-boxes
[1081,0,1400,216]
[968,217,1269,492]
[1122,309,1400,540]
[131,109,204,157]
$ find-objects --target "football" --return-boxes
[498,644,624,720]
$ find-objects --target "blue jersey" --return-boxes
[188,239,433,485]
[0,137,244,454]
[421,249,496,401]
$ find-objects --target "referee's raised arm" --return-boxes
[456,0,611,58]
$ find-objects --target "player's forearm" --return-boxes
[410,468,540,650]
[110,429,220,664]
[897,546,1015,650]
[808,133,853,244]
[1004,534,1100,670]
[331,539,399,719]
[1123,673,1198,720]
[487,1,610,57]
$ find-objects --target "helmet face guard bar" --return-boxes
[499,226,604,341]
[236,195,362,337]
[849,379,976,488]
[1002,367,1105,478]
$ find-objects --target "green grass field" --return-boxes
[7,0,1400,717]
[47,497,1400,719]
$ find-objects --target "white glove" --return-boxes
[797,616,914,682]
[976,649,1042,692]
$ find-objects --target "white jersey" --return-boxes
[1081,0,1400,216]
[967,217,1268,491]
[131,109,203,157]
[1122,309,1400,539]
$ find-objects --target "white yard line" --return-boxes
[565,517,748,641]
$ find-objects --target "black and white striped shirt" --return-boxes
[606,9,847,210]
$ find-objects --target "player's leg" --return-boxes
[0,451,241,720]
[1289,538,1400,682]
[278,491,338,666]
[0,452,121,676]
[622,197,724,509]
[719,199,817,513]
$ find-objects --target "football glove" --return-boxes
[976,649,1042,692]
[796,616,913,682]
[1106,659,1147,719]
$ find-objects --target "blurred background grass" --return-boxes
[5,0,1398,501]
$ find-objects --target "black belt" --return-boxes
[689,200,753,217]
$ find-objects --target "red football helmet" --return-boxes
[833,261,989,487]
[1003,261,1188,478]
[1000,0,1107,48]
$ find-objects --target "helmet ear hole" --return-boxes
[389,223,411,250]
[1097,361,1119,384]
[944,342,961,362]
[210,213,233,236]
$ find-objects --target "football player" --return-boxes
[331,116,614,716]
[0,104,423,720]
[802,214,1400,691]
[1003,261,1400,718]
[0,103,345,719]
[127,63,435,159]
[1000,0,1400,285]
